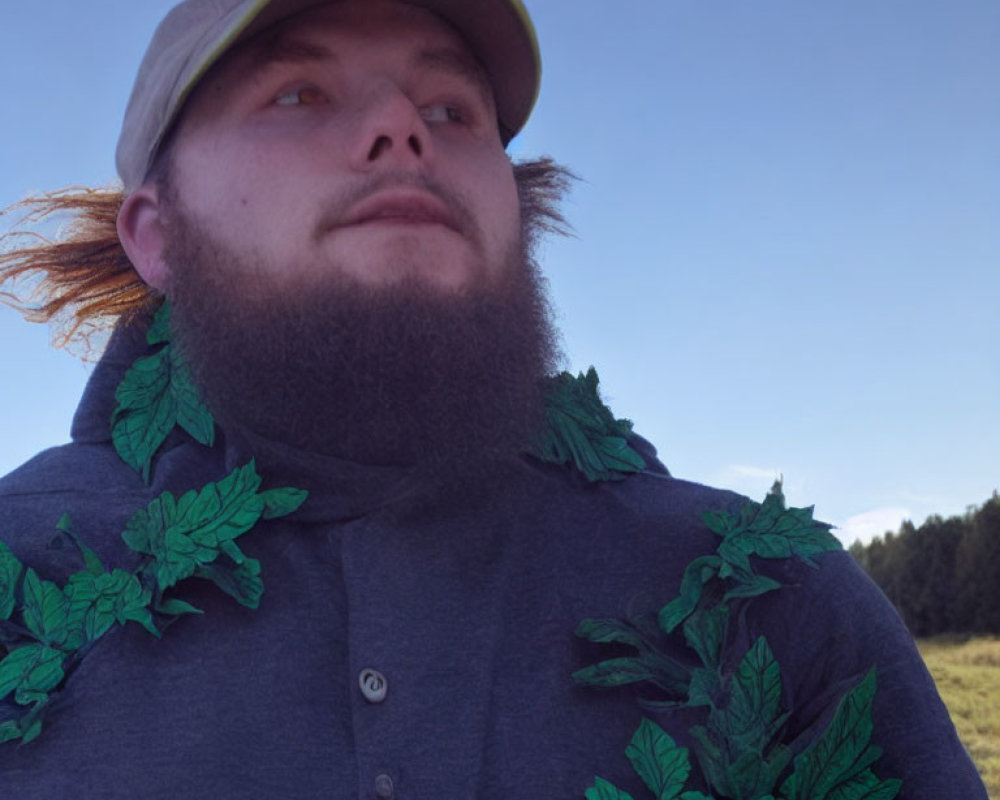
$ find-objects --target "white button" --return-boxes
[359,668,388,703]
[374,773,394,799]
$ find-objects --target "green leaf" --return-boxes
[585,777,636,800]
[723,574,783,602]
[0,645,65,705]
[123,462,269,591]
[625,717,692,800]
[259,487,309,520]
[22,569,70,647]
[0,542,23,621]
[826,770,901,800]
[196,558,263,609]
[0,720,22,744]
[111,347,174,482]
[683,604,728,669]
[686,667,720,708]
[575,618,647,650]
[572,656,665,689]
[779,669,887,800]
[659,556,722,633]
[111,302,215,483]
[169,345,215,448]
[530,368,645,482]
[145,301,172,345]
[727,638,786,752]
[155,598,204,617]
[57,514,105,576]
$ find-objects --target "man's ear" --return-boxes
[117,185,170,292]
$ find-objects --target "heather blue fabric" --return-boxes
[0,328,987,798]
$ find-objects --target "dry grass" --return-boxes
[918,636,1000,798]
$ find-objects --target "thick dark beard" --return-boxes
[164,210,559,475]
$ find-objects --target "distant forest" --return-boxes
[848,493,1000,637]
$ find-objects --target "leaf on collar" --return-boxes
[111,302,214,483]
[530,367,646,482]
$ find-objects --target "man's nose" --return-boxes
[351,87,432,169]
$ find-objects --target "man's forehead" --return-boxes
[116,0,541,187]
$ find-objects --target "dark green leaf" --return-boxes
[57,515,105,576]
[585,777,636,800]
[575,618,647,650]
[659,556,722,633]
[0,542,23,621]
[145,301,172,345]
[259,487,309,520]
[169,346,214,447]
[723,574,783,602]
[572,656,665,689]
[727,637,784,751]
[625,717,692,800]
[196,558,263,609]
[687,667,720,708]
[683,604,728,668]
[826,770,901,800]
[779,669,884,800]
[22,569,70,647]
[156,598,204,617]
[0,720,21,744]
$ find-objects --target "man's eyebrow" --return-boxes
[235,35,338,81]
[414,47,494,106]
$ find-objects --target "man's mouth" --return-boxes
[342,190,460,232]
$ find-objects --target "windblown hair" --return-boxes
[0,157,574,357]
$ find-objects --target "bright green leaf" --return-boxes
[0,645,65,705]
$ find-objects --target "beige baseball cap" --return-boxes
[115,0,541,190]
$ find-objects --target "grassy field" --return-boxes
[918,636,1000,798]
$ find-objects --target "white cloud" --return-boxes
[834,507,912,547]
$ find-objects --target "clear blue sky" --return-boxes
[1,0,997,544]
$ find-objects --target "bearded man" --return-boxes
[0,1,987,798]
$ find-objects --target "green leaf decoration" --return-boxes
[22,569,71,648]
[576,618,649,650]
[0,542,23,621]
[778,670,899,800]
[530,367,646,482]
[576,487,900,800]
[64,569,157,643]
[586,777,637,800]
[658,556,722,634]
[0,645,65,705]
[111,302,215,482]
[727,638,786,753]
[625,718,692,800]
[195,558,264,609]
[122,461,270,591]
[259,487,309,520]
[57,514,104,576]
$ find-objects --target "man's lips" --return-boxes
[340,190,460,232]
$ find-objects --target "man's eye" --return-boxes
[274,85,328,107]
[419,104,464,124]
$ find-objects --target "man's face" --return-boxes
[164,0,520,292]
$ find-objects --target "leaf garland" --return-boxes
[0,464,306,744]
[531,367,646,482]
[576,484,900,800]
[111,302,214,483]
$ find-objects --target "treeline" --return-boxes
[848,492,1000,637]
